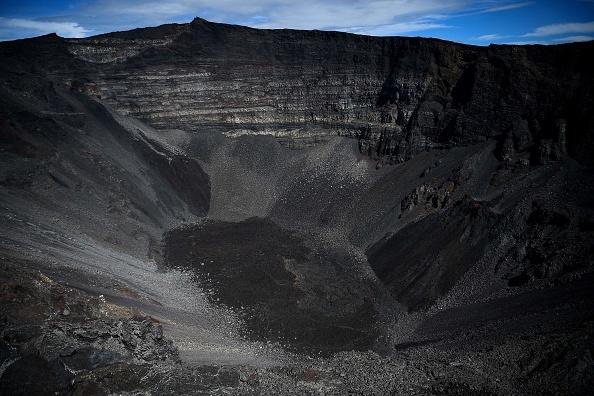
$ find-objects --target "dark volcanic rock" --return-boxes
[0,354,73,395]
[1,17,594,396]
[164,218,382,354]
[368,197,497,311]
[0,66,210,257]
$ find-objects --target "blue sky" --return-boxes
[0,1,593,45]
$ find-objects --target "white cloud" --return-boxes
[0,17,91,38]
[477,33,502,40]
[78,0,466,35]
[344,21,451,36]
[0,1,556,41]
[482,1,532,13]
[524,21,594,37]
[501,40,546,45]
[553,35,594,42]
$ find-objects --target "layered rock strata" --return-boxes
[51,18,593,165]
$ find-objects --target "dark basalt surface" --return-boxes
[164,218,380,354]
[1,18,593,395]
[368,197,497,311]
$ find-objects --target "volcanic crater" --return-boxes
[1,18,593,395]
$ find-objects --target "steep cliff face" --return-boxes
[2,19,591,165]
[52,18,594,165]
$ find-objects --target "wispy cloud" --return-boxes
[0,17,91,38]
[482,1,532,13]
[477,33,503,41]
[70,0,467,36]
[552,35,594,42]
[524,20,594,37]
[502,40,546,45]
[0,0,586,43]
[345,20,451,37]
[449,0,533,17]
